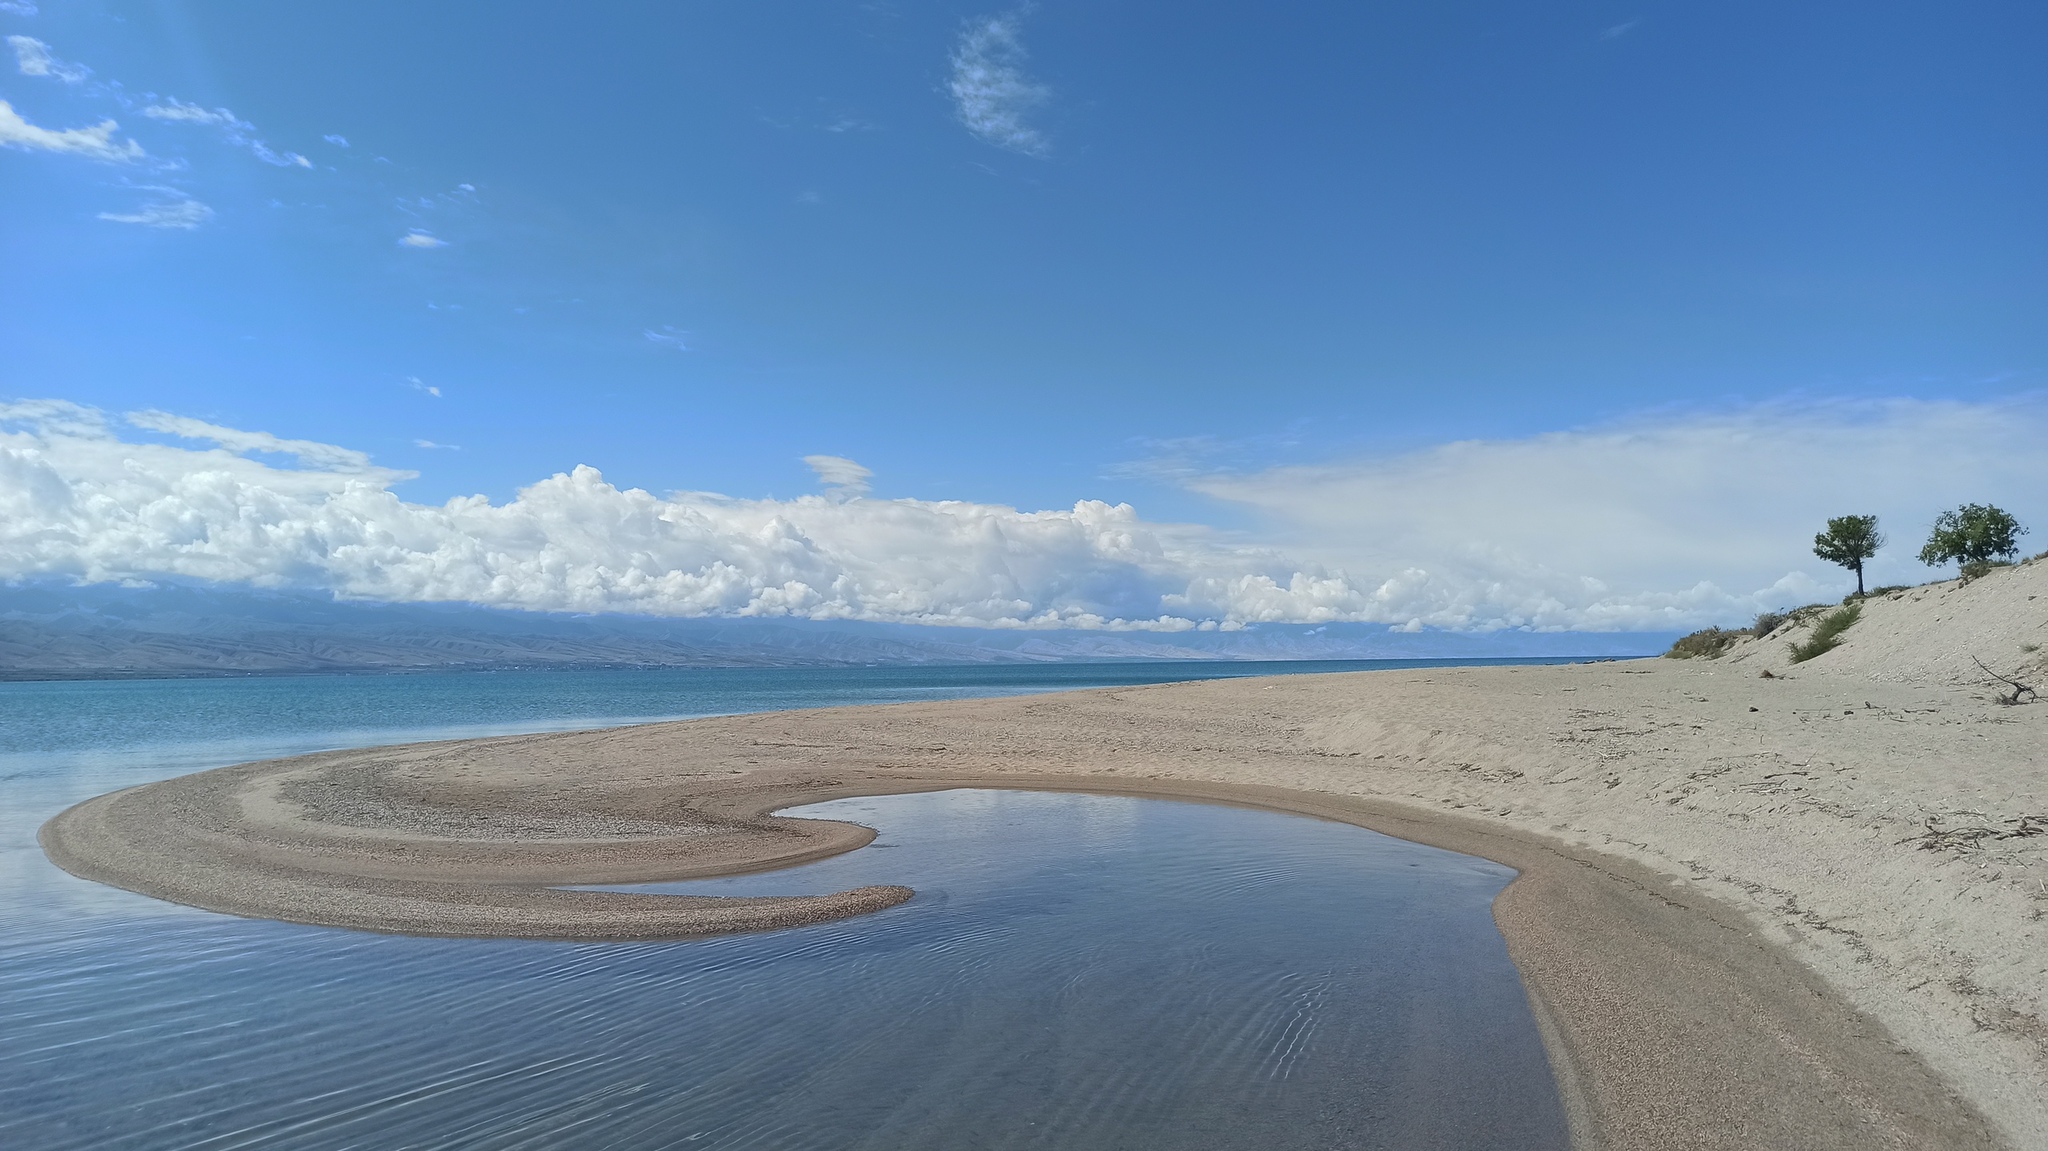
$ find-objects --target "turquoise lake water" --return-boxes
[0,661,1572,1149]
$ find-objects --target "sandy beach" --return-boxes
[42,559,2048,1150]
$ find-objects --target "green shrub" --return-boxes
[1959,559,2014,583]
[1787,603,1861,663]
[1666,627,1743,659]
[1751,611,1788,637]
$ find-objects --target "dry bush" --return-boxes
[1666,628,1742,660]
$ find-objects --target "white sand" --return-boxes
[42,557,2048,1149]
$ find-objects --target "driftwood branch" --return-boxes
[1898,814,2047,852]
[1973,656,2038,705]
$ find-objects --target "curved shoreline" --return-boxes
[41,661,2032,1149]
[39,761,916,942]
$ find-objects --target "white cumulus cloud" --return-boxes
[949,13,1049,156]
[8,398,2039,635]
[0,401,1372,631]
[98,197,213,229]
[8,34,87,82]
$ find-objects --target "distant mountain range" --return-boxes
[0,582,1675,679]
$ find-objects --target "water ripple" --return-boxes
[4,671,1566,1150]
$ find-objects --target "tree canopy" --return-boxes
[1812,514,1882,596]
[1917,504,2026,572]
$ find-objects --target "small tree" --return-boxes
[1813,514,1882,597]
[1918,504,2026,575]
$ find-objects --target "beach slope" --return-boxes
[43,559,2048,1149]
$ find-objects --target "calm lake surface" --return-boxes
[0,662,1572,1149]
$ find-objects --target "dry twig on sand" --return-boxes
[1972,657,2038,705]
[1900,815,2048,853]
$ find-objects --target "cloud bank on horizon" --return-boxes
[6,397,2041,634]
[1182,397,2048,614]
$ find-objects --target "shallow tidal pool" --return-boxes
[2,667,1568,1150]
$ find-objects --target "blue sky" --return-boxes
[2,1,2045,633]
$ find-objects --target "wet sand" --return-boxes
[41,563,2048,1149]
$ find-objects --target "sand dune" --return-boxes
[41,558,2048,1150]
[1730,560,2048,685]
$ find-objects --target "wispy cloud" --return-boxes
[758,103,879,136]
[98,197,212,229]
[1173,397,2048,629]
[0,2,39,16]
[949,12,1050,156]
[0,98,142,161]
[141,96,309,166]
[124,409,377,470]
[247,139,311,168]
[1601,18,1642,40]
[7,35,314,176]
[11,37,310,174]
[8,34,87,82]
[643,325,688,350]
[804,454,873,497]
[3,34,453,250]
[142,98,241,127]
[407,377,442,398]
[413,439,459,451]
[1107,428,1313,484]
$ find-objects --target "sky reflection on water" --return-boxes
[1,665,1567,1149]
